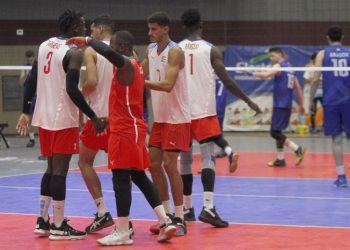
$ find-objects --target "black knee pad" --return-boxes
[181,174,193,195]
[40,173,52,197]
[201,168,215,192]
[50,175,66,201]
[270,130,286,147]
[112,169,132,217]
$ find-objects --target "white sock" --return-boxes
[183,195,192,210]
[336,165,345,175]
[224,146,233,156]
[95,197,108,217]
[29,132,35,140]
[174,205,184,219]
[153,205,168,225]
[39,195,51,221]
[52,200,65,227]
[117,216,130,233]
[162,200,173,214]
[284,139,298,151]
[277,150,284,160]
[203,192,213,209]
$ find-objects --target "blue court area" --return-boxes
[1,172,350,228]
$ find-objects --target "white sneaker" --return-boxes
[97,228,133,246]
[158,223,176,243]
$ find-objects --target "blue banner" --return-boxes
[222,45,324,131]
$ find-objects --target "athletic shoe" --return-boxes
[129,221,135,236]
[267,158,286,167]
[215,149,226,158]
[228,152,239,173]
[157,222,176,242]
[97,228,133,246]
[34,217,50,236]
[85,212,114,233]
[26,139,35,148]
[172,217,187,236]
[295,146,306,166]
[334,175,347,188]
[150,213,173,235]
[184,207,196,221]
[49,219,86,240]
[198,207,229,228]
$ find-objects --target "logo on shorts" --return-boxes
[169,141,176,146]
[110,160,115,165]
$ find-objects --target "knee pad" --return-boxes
[50,175,66,201]
[200,142,215,171]
[270,130,286,147]
[180,146,193,175]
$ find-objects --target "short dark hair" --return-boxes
[268,47,284,55]
[92,14,114,33]
[327,26,342,42]
[147,11,170,26]
[181,8,201,28]
[114,30,134,46]
[58,9,83,34]
[25,49,35,58]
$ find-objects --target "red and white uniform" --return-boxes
[108,59,149,170]
[32,37,79,156]
[80,41,113,152]
[179,39,221,141]
[147,41,191,151]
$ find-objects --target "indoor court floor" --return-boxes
[0,132,350,249]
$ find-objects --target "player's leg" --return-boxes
[97,169,133,246]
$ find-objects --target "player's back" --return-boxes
[322,45,350,106]
[32,37,79,130]
[179,39,216,119]
[88,40,113,117]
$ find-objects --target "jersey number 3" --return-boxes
[43,51,53,74]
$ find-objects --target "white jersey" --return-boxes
[32,37,79,130]
[148,41,190,124]
[179,39,216,119]
[87,40,113,117]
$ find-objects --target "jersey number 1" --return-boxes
[189,53,194,75]
[43,51,53,74]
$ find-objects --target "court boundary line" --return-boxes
[1,212,349,230]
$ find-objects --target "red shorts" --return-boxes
[39,127,79,157]
[108,133,149,170]
[191,116,222,142]
[149,122,191,152]
[80,120,109,153]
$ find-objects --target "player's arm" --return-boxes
[82,47,98,96]
[253,64,280,79]
[141,48,150,77]
[211,46,262,114]
[309,50,324,104]
[16,60,38,135]
[145,47,183,92]
[294,77,304,114]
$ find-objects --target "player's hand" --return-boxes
[91,116,108,135]
[16,113,30,136]
[247,101,262,115]
[66,37,90,48]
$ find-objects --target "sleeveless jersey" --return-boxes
[322,45,350,106]
[109,59,147,140]
[273,61,295,109]
[179,39,216,119]
[32,37,79,130]
[148,41,190,124]
[88,40,113,117]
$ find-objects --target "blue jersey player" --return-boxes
[250,47,306,167]
[311,27,350,187]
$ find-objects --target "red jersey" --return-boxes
[109,59,147,137]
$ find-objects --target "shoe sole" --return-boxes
[158,226,176,242]
[150,224,160,235]
[49,235,85,240]
[86,220,115,234]
[34,229,50,237]
[296,148,306,166]
[229,153,239,173]
[198,215,229,228]
[97,239,133,245]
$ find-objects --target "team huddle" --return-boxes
[15,7,350,247]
